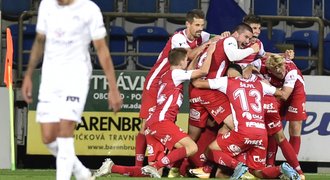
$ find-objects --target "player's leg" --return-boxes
[285,95,307,155]
[136,85,157,166]
[56,119,77,180]
[288,120,303,154]
[274,129,304,176]
[135,119,147,166]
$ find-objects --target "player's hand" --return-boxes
[250,43,260,53]
[207,41,216,53]
[284,49,294,60]
[220,31,231,38]
[209,35,222,43]
[108,88,123,114]
[22,75,33,103]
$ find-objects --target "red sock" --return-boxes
[207,149,238,169]
[135,133,146,166]
[279,139,303,174]
[153,147,187,169]
[267,135,278,166]
[190,127,217,167]
[260,166,281,178]
[179,158,190,176]
[289,136,301,155]
[112,165,147,177]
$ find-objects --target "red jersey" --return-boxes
[237,39,266,67]
[146,69,193,127]
[261,60,306,97]
[208,75,276,135]
[144,30,209,90]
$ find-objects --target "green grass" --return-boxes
[0,169,330,180]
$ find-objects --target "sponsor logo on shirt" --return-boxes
[263,103,274,110]
[246,121,265,129]
[244,138,263,146]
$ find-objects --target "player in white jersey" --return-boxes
[21,0,122,179]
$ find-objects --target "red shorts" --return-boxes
[216,131,268,170]
[145,134,166,163]
[189,87,231,128]
[139,82,159,119]
[264,96,282,136]
[145,121,188,152]
[280,94,307,121]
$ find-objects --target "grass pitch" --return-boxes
[1,169,330,180]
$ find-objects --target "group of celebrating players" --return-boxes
[93,9,306,180]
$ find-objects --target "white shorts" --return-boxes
[36,78,90,123]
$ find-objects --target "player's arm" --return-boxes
[22,32,45,103]
[261,81,293,100]
[93,38,122,113]
[276,86,293,101]
[266,49,295,60]
[224,37,259,61]
[190,42,216,79]
[191,78,210,89]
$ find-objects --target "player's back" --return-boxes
[146,70,184,126]
[145,30,208,89]
[226,75,267,135]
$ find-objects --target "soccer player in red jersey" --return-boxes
[262,54,307,156]
[191,64,301,180]
[136,9,219,167]
[94,44,216,178]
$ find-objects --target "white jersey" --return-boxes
[37,0,106,84]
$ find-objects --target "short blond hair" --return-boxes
[266,54,285,69]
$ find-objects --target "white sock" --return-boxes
[56,137,75,180]
[46,140,87,176]
[46,141,58,157]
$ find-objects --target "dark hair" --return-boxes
[243,14,262,25]
[168,48,187,66]
[227,63,243,75]
[231,23,253,34]
[186,9,205,23]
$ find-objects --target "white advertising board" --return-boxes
[277,76,330,162]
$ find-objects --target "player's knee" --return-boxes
[274,131,286,143]
[41,133,57,144]
[186,142,198,157]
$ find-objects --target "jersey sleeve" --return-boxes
[283,69,298,88]
[88,3,107,40]
[201,31,211,44]
[261,81,276,95]
[208,77,228,93]
[171,34,190,49]
[172,69,193,86]
[36,0,47,34]
[224,37,255,61]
